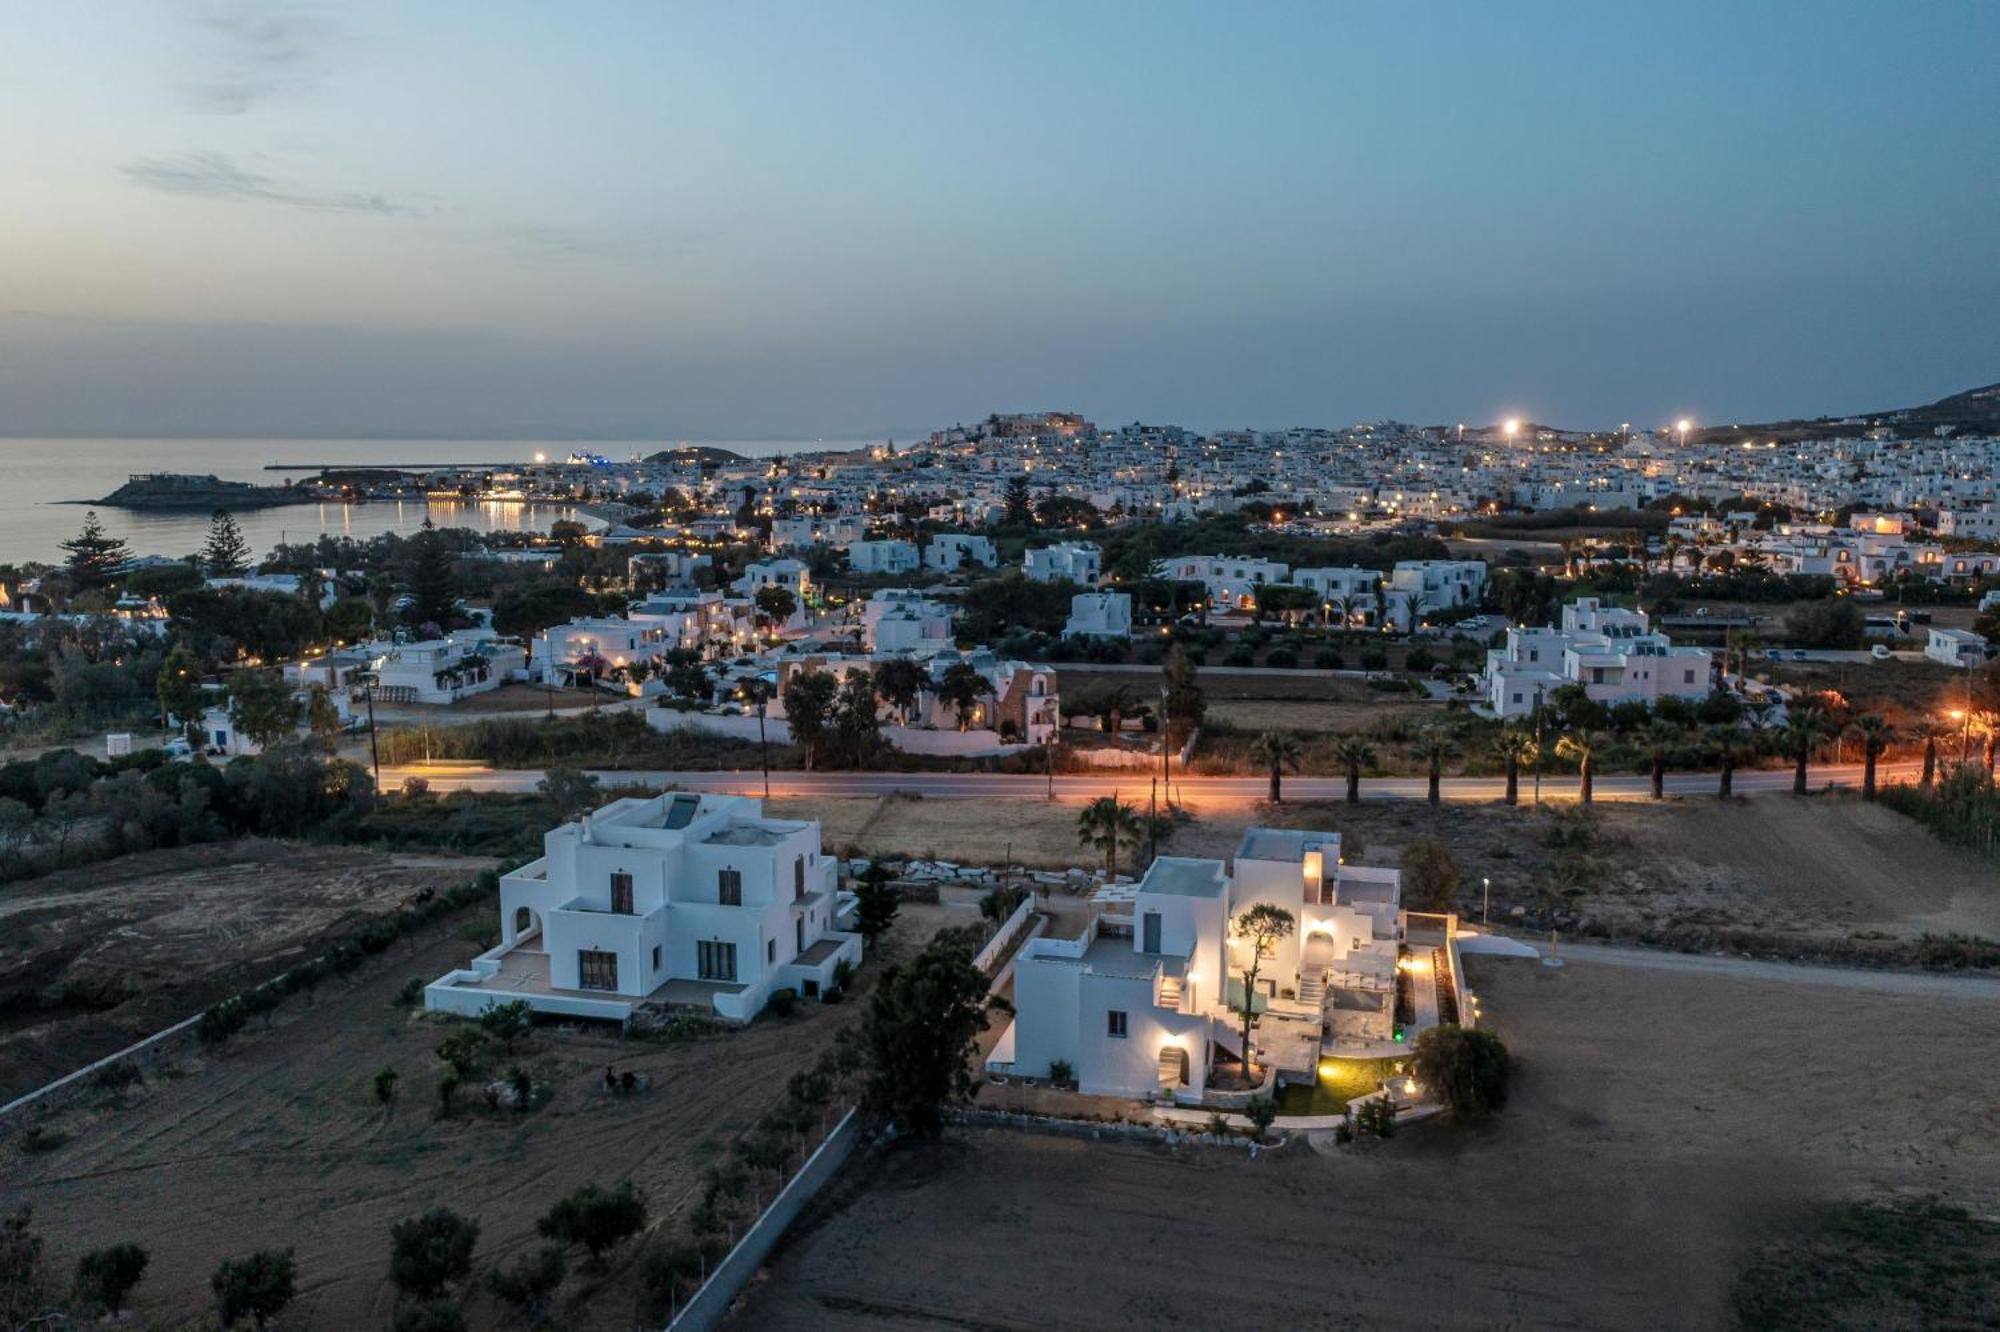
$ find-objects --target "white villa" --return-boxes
[427,792,862,1023]
[845,538,922,575]
[366,631,528,705]
[991,827,1436,1102]
[1025,541,1103,585]
[925,533,1000,572]
[1482,597,1713,719]
[533,616,669,680]
[1063,590,1133,639]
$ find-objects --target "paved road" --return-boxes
[1547,940,2000,1002]
[377,759,1926,803]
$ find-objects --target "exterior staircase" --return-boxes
[1297,967,1327,1008]
[1156,975,1183,1010]
[1157,1046,1186,1088]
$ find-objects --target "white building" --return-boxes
[366,631,527,705]
[1025,541,1102,585]
[1482,597,1712,719]
[1292,567,1383,623]
[1063,591,1133,639]
[845,539,921,576]
[1149,555,1291,612]
[427,792,861,1023]
[1385,560,1487,628]
[991,827,1409,1101]
[925,533,1000,572]
[1927,626,1990,668]
[533,617,668,679]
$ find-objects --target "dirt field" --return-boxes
[730,951,2000,1330]
[771,794,2000,962]
[0,841,492,1101]
[9,895,970,1329]
[1205,697,1442,733]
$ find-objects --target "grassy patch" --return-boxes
[1274,1058,1403,1117]
[1733,1197,2000,1330]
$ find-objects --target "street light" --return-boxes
[1483,876,1492,927]
[1676,418,1692,447]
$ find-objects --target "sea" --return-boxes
[0,437,864,566]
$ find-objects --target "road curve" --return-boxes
[377,759,1926,803]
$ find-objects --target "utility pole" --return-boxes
[1532,683,1545,806]
[1149,777,1158,864]
[365,681,381,788]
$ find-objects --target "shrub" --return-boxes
[1356,1095,1397,1137]
[1205,1112,1232,1138]
[88,1060,143,1095]
[389,1208,479,1299]
[1047,1058,1075,1089]
[1314,648,1343,670]
[487,1245,566,1320]
[73,1242,148,1315]
[435,1028,488,1076]
[1410,1025,1510,1121]
[1399,839,1461,912]
[1359,647,1389,670]
[537,1181,646,1265]
[759,988,798,1020]
[391,1300,467,1332]
[373,1065,400,1106]
[397,977,427,1007]
[19,1125,71,1155]
[476,998,534,1053]
[211,1248,295,1329]
[1244,1095,1278,1143]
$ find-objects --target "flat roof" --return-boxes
[1137,857,1226,898]
[1080,934,1157,979]
[1235,827,1339,864]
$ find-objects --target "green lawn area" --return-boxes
[1273,1057,1404,1117]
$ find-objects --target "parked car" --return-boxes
[1871,644,1893,660]
[1791,650,1809,661]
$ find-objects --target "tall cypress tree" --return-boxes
[202,510,251,576]
[404,519,458,628]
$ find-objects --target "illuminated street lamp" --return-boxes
[1675,418,1693,447]
[1502,418,1520,445]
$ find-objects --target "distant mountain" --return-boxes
[1693,381,2000,444]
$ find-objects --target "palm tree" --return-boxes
[1783,705,1830,796]
[1914,717,1947,788]
[1249,731,1302,803]
[1488,726,1536,807]
[1707,725,1743,799]
[1332,734,1375,805]
[1076,796,1143,879]
[1414,728,1456,806]
[1555,729,1605,806]
[1848,714,1894,801]
[1100,681,1139,736]
[1640,720,1680,800]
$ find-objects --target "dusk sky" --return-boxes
[3,1,1996,439]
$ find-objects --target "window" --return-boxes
[651,945,661,971]
[767,938,776,964]
[718,868,742,906]
[578,950,618,992]
[610,871,634,914]
[1683,669,1696,684]
[1106,1010,1128,1038]
[697,940,737,982]
[793,858,806,901]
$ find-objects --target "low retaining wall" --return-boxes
[0,1013,202,1134]
[666,1106,862,1330]
[951,1106,1274,1151]
[971,893,1037,974]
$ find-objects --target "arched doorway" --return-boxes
[512,906,543,946]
